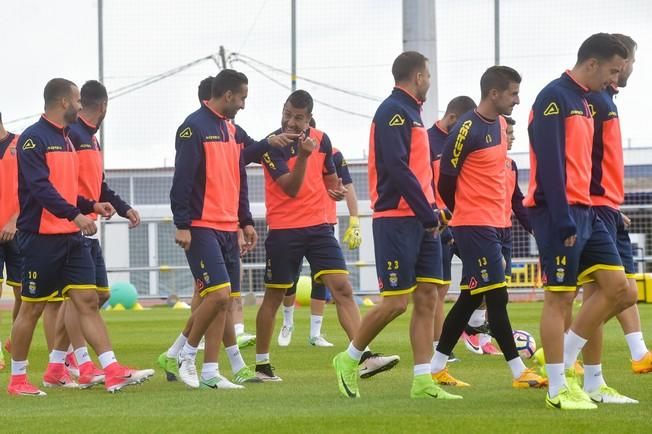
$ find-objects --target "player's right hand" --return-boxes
[298,135,316,158]
[73,214,97,236]
[564,234,577,247]
[0,219,17,243]
[175,229,192,251]
[268,133,300,148]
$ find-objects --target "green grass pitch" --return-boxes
[1,302,651,433]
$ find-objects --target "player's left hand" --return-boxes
[343,216,362,249]
[0,219,17,243]
[621,212,631,229]
[328,178,348,201]
[125,208,141,229]
[242,224,257,255]
[93,202,116,219]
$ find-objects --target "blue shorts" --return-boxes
[498,227,513,277]
[529,205,623,291]
[440,228,454,284]
[85,238,109,292]
[372,217,444,296]
[186,228,240,297]
[593,206,636,276]
[17,232,96,302]
[285,277,328,301]
[0,239,22,287]
[265,224,347,290]
[452,226,507,295]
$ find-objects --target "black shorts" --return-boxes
[592,206,636,276]
[18,232,95,302]
[372,217,443,296]
[185,228,240,297]
[0,239,22,287]
[453,226,507,295]
[265,224,347,290]
[440,228,454,284]
[85,238,109,292]
[529,205,623,291]
[285,276,328,301]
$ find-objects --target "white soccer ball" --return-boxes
[513,330,537,359]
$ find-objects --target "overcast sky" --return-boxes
[2,0,650,169]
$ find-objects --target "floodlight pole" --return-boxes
[291,0,297,91]
[494,0,500,65]
[98,0,105,151]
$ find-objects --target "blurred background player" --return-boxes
[333,52,460,400]
[460,116,531,356]
[433,66,546,390]
[256,90,360,382]
[525,33,636,410]
[0,112,22,371]
[428,95,477,363]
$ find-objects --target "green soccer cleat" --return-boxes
[411,374,463,400]
[158,352,179,382]
[233,366,263,384]
[333,352,359,398]
[546,386,597,410]
[237,333,256,349]
[565,368,591,403]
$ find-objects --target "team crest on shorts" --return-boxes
[28,281,37,295]
[388,272,398,288]
[480,269,489,283]
[203,272,210,284]
[555,268,565,283]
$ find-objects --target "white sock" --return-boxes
[625,332,648,361]
[201,362,218,381]
[507,356,527,379]
[49,350,67,364]
[234,323,245,336]
[310,315,323,338]
[433,341,439,353]
[167,333,188,358]
[564,330,588,370]
[479,333,492,347]
[180,342,198,359]
[583,364,606,393]
[226,345,246,374]
[283,306,294,327]
[413,363,430,377]
[11,359,28,376]
[256,353,270,364]
[98,351,117,369]
[547,363,566,398]
[469,309,486,328]
[430,351,449,374]
[346,342,364,362]
[74,346,92,365]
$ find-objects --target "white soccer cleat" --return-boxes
[309,335,334,347]
[359,352,400,378]
[200,374,245,390]
[277,325,293,347]
[588,385,639,404]
[128,368,155,384]
[177,354,200,388]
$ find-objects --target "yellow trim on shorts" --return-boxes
[313,269,349,283]
[439,280,452,285]
[21,289,60,302]
[460,284,470,290]
[505,276,512,283]
[625,273,637,279]
[544,285,578,292]
[577,264,625,285]
[416,277,447,285]
[62,284,97,295]
[265,283,295,290]
[469,281,507,295]
[381,285,416,297]
[230,291,241,298]
[5,280,21,287]
[96,286,111,293]
[199,282,231,297]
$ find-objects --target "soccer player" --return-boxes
[460,116,531,356]
[525,33,636,410]
[278,117,361,348]
[0,112,22,371]
[8,78,153,396]
[431,66,546,390]
[333,51,459,400]
[428,96,477,362]
[256,89,361,382]
[574,33,645,403]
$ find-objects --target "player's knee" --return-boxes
[618,279,638,310]
[97,292,110,307]
[17,302,46,323]
[382,295,409,317]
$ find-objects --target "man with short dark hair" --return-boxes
[525,33,636,410]
[8,78,152,396]
[256,89,361,382]
[333,51,460,400]
[432,66,546,391]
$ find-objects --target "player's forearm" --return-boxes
[344,183,359,217]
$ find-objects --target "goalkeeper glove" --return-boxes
[343,216,362,249]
